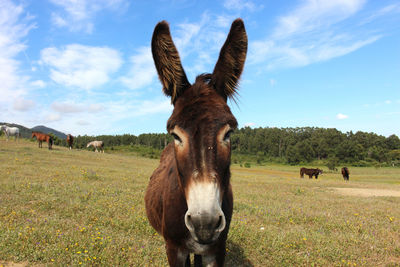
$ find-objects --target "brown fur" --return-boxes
[341,167,350,181]
[67,134,74,149]
[300,167,322,179]
[145,19,247,266]
[31,132,53,150]
[151,21,191,104]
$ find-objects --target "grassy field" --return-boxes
[1,139,399,266]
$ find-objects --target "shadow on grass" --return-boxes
[226,241,254,267]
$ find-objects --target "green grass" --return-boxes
[1,139,400,266]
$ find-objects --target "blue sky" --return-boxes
[1,0,399,137]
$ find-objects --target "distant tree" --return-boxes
[386,135,400,150]
[326,156,339,171]
[66,126,399,166]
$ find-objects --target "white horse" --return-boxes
[87,140,104,153]
[0,125,20,141]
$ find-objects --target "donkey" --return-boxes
[144,19,247,266]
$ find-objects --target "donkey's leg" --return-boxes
[203,254,219,267]
[185,255,191,267]
[166,243,188,267]
[213,242,228,267]
[194,254,202,267]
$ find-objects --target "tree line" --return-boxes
[229,127,400,167]
[51,127,400,167]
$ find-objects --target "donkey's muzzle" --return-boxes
[184,210,226,244]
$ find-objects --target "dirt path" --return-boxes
[331,187,400,197]
[0,262,30,267]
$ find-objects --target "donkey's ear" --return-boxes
[211,19,247,101]
[152,21,191,104]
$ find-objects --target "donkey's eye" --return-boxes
[171,133,182,143]
[223,130,233,142]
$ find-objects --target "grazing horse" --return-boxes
[144,19,247,266]
[0,125,20,141]
[341,167,350,181]
[67,134,74,150]
[31,132,53,149]
[87,141,104,153]
[300,167,323,179]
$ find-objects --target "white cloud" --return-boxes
[119,47,156,90]
[385,100,392,104]
[13,98,35,111]
[223,0,258,12]
[44,98,172,135]
[175,21,202,51]
[336,113,348,120]
[51,101,105,114]
[0,0,35,104]
[46,113,61,122]
[248,0,383,70]
[40,44,122,90]
[270,79,276,86]
[119,13,234,90]
[49,0,129,33]
[272,0,365,39]
[361,3,400,25]
[172,13,234,77]
[30,80,46,88]
[88,104,104,113]
[215,15,238,28]
[51,102,85,113]
[132,100,172,117]
[76,120,90,126]
[51,13,68,27]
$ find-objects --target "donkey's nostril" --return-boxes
[216,216,222,228]
[184,212,195,232]
[215,214,226,233]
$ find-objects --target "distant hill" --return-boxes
[0,122,67,139]
[31,125,67,139]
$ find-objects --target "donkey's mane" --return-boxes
[195,73,212,84]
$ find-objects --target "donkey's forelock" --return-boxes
[166,82,238,133]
